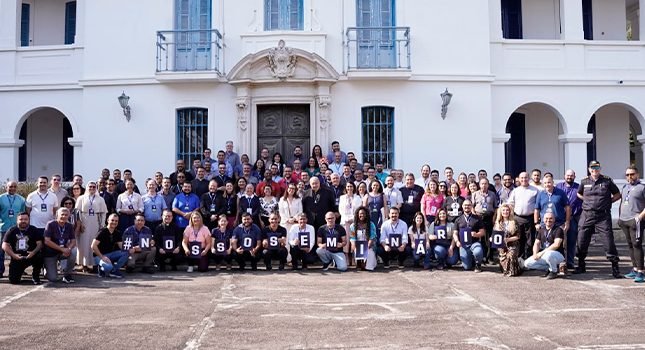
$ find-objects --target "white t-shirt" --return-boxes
[26,190,59,228]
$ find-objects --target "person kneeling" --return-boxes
[124,214,156,274]
[523,213,565,279]
[154,210,183,271]
[2,212,43,285]
[43,208,77,283]
[262,213,288,271]
[316,212,348,271]
[232,213,262,271]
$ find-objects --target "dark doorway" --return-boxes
[505,112,526,177]
[501,0,523,39]
[257,104,310,159]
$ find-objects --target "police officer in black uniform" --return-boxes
[575,160,622,277]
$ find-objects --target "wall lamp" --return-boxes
[118,91,131,122]
[440,88,453,120]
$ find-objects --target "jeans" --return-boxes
[618,218,644,271]
[524,250,565,273]
[44,248,77,282]
[376,245,410,266]
[565,214,580,267]
[459,242,483,270]
[411,244,431,268]
[94,250,128,274]
[8,255,43,284]
[434,245,459,266]
[316,248,348,271]
[0,231,5,276]
[127,250,156,268]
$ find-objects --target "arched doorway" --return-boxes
[17,107,74,181]
[504,102,565,178]
[586,103,645,179]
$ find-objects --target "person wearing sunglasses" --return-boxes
[574,160,621,277]
[48,174,68,204]
[617,166,645,283]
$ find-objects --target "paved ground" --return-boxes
[0,243,644,350]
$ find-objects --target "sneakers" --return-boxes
[32,277,42,285]
[109,271,124,279]
[546,271,558,280]
[187,266,194,273]
[278,263,285,271]
[125,266,134,273]
[398,262,405,269]
[625,270,638,279]
[474,264,482,273]
[558,263,567,276]
[634,272,644,283]
[611,262,622,279]
[573,263,586,274]
[266,264,273,271]
[62,275,75,284]
[383,262,390,269]
[321,261,331,271]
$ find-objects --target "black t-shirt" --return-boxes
[443,196,464,222]
[211,227,233,252]
[43,221,75,257]
[154,223,183,252]
[316,224,346,254]
[94,227,123,256]
[537,226,565,255]
[3,225,40,257]
[262,225,287,250]
[454,213,484,244]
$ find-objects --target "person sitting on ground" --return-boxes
[92,214,127,278]
[523,212,565,280]
[43,208,77,283]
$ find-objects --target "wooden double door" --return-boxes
[257,104,310,160]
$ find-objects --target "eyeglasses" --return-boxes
[73,188,81,191]
[63,202,73,206]
[590,166,601,170]
[53,179,60,182]
[626,173,637,176]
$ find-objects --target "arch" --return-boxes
[14,105,79,140]
[502,101,568,134]
[585,101,645,131]
[227,44,340,84]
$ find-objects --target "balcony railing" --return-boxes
[156,29,223,73]
[346,27,411,70]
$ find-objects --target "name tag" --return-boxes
[7,209,14,217]
[459,228,472,245]
[355,240,368,260]
[151,205,157,212]
[17,238,27,251]
[491,230,505,249]
[189,241,201,257]
[407,195,414,204]
[88,208,95,216]
[386,201,391,207]
[40,203,47,212]
[162,236,175,251]
[128,205,134,210]
[210,204,216,213]
[184,205,190,211]
[335,198,340,206]
[247,208,253,214]
[388,233,402,248]
[429,206,437,215]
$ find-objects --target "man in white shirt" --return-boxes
[48,174,68,204]
[415,164,431,189]
[287,213,317,270]
[383,176,403,209]
[26,176,59,236]
[377,207,409,268]
[506,171,539,259]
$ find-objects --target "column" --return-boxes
[0,138,24,181]
[640,0,645,42]
[492,133,510,174]
[67,137,83,177]
[0,0,20,48]
[315,95,331,148]
[638,136,645,175]
[235,96,251,158]
[559,134,592,179]
[489,0,503,41]
[560,0,584,40]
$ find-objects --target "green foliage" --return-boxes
[0,181,38,198]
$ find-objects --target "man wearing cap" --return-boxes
[575,160,621,277]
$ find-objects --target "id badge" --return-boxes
[40,203,47,212]
[430,206,437,215]
[7,209,14,217]
[88,209,95,216]
[481,202,488,212]
[335,198,340,206]
[128,205,134,210]
[407,195,414,204]
[184,205,190,211]
[387,201,391,207]
[210,204,216,213]
[18,238,26,251]
[59,239,66,247]
[246,208,253,214]
[151,205,157,212]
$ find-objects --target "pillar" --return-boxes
[0,138,24,181]
[560,0,584,40]
[640,0,645,42]
[0,0,20,48]
[492,133,510,174]
[559,134,593,179]
[235,96,251,158]
[489,0,503,41]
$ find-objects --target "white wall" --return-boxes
[522,103,563,175]
[592,0,626,40]
[25,108,64,178]
[595,104,630,179]
[522,0,560,39]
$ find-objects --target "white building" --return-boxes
[1,0,645,182]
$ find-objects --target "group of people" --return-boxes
[1,140,643,284]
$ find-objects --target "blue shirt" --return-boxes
[213,160,234,178]
[535,188,570,225]
[142,193,167,222]
[555,181,581,217]
[232,224,262,248]
[0,193,26,233]
[123,225,153,247]
[172,192,200,228]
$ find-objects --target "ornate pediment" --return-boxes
[227,40,339,84]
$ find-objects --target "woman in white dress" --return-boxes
[75,181,107,273]
[278,183,302,233]
[338,182,362,265]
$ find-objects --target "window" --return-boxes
[265,0,303,31]
[64,1,77,45]
[362,106,394,169]
[177,108,208,165]
[175,0,212,71]
[20,3,29,47]
[501,0,522,39]
[356,0,396,68]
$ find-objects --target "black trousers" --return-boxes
[577,210,619,262]
[515,214,535,259]
[618,218,644,270]
[156,250,182,269]
[8,256,44,284]
[289,246,318,267]
[211,253,233,265]
[234,250,259,268]
[376,246,410,265]
[263,247,288,266]
[481,214,494,260]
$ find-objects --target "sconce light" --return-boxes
[440,88,453,120]
[118,91,131,122]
